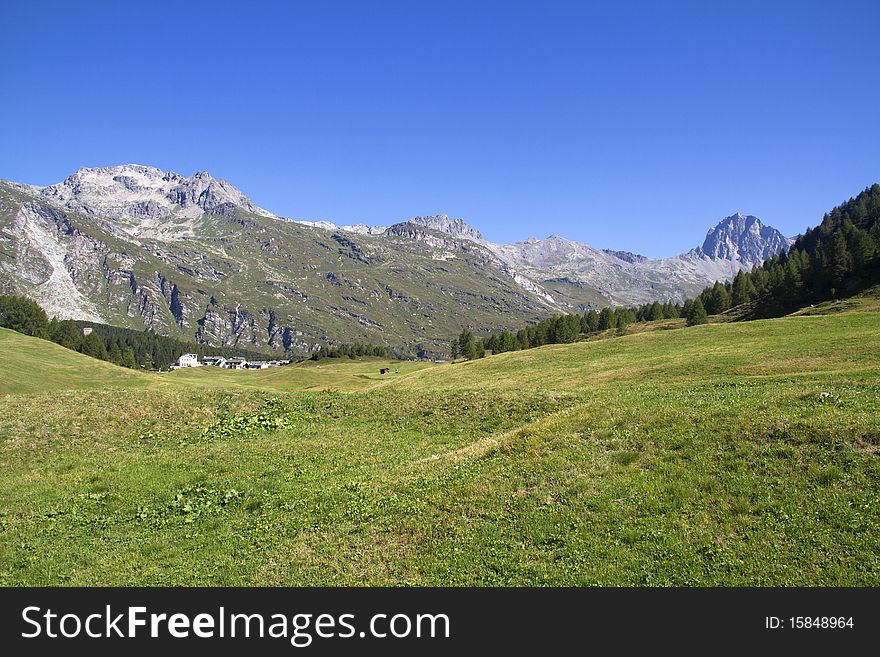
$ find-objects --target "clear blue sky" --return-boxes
[2,1,878,257]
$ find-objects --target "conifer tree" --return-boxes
[51,319,83,350]
[783,256,803,300]
[0,295,49,338]
[828,231,853,287]
[109,344,124,365]
[681,298,694,319]
[686,298,708,326]
[121,347,139,369]
[598,307,616,330]
[731,271,752,305]
[81,332,109,360]
[704,281,731,315]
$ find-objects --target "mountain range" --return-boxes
[0,165,793,356]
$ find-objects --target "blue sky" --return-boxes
[2,1,879,257]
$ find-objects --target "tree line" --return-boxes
[453,183,880,360]
[451,300,697,360]
[310,342,389,360]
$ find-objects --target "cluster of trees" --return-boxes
[452,300,692,359]
[310,342,389,360]
[452,183,880,361]
[0,295,53,338]
[0,295,269,370]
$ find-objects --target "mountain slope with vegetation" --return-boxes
[0,169,559,358]
[1,165,796,357]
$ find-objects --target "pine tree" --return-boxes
[81,332,109,360]
[109,345,124,365]
[783,256,803,300]
[828,231,854,287]
[121,347,139,369]
[681,299,694,319]
[598,307,616,330]
[585,311,599,332]
[455,329,478,360]
[686,298,708,326]
[51,319,83,350]
[848,227,875,269]
[704,281,731,315]
[731,271,755,306]
[0,295,50,338]
[499,330,516,352]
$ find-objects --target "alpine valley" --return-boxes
[0,165,793,357]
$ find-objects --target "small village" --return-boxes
[169,353,290,371]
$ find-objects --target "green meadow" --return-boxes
[1,292,878,585]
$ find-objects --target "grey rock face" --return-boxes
[36,164,276,226]
[694,213,793,264]
[407,215,485,242]
[602,249,648,264]
[383,222,466,251]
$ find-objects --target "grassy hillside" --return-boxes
[0,300,878,585]
[0,327,436,395]
[0,328,149,395]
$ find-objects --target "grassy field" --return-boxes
[166,357,438,393]
[0,329,151,395]
[0,295,878,586]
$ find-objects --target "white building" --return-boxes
[202,356,228,367]
[172,353,201,369]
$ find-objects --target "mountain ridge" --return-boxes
[0,164,794,355]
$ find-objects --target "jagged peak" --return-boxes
[37,164,274,224]
[408,214,484,242]
[695,213,793,264]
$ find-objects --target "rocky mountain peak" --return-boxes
[695,213,793,264]
[37,164,274,223]
[408,214,485,242]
